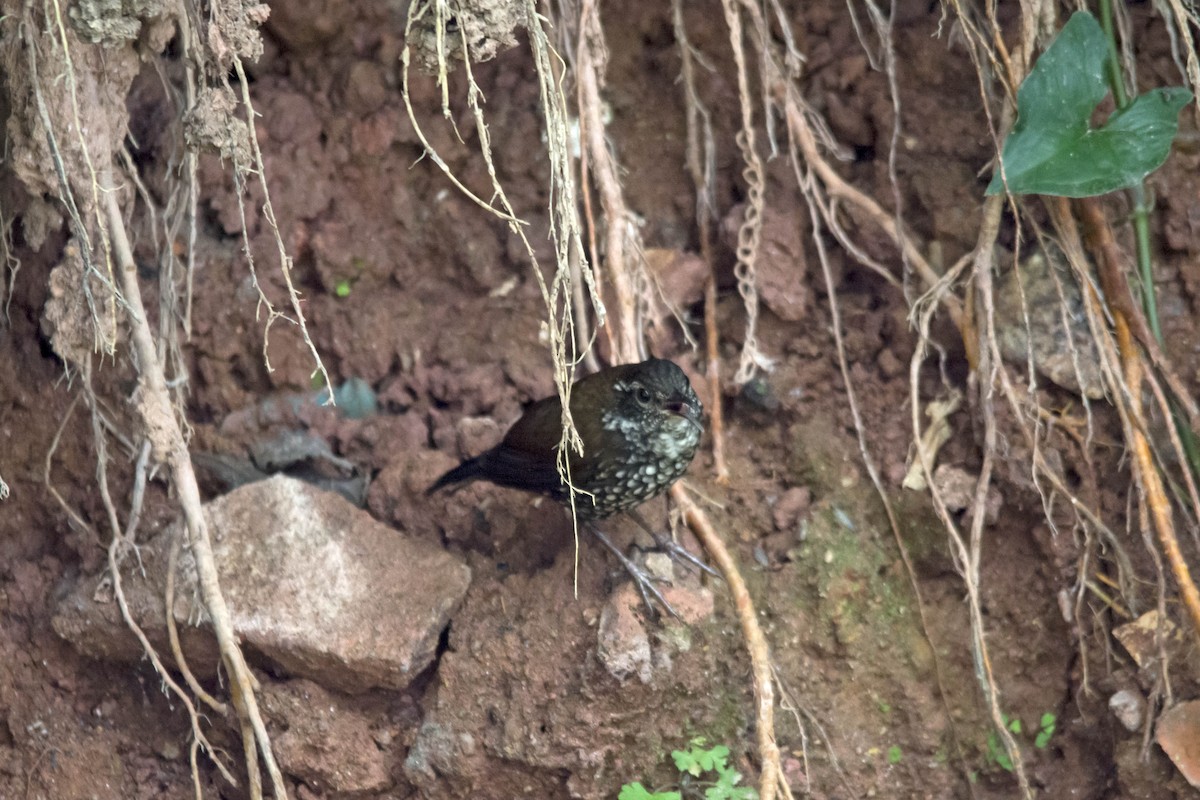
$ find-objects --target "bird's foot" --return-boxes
[587,524,681,619]
[627,509,720,580]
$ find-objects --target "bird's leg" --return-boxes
[586,522,681,619]
[626,509,719,579]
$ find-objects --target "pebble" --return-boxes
[1109,689,1145,732]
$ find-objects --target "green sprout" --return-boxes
[1034,713,1057,749]
[620,739,758,800]
[986,716,1023,772]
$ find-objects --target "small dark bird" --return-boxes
[429,357,711,614]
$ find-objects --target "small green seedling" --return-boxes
[985,712,1057,772]
[887,745,903,765]
[619,784,681,800]
[333,257,369,298]
[619,739,758,800]
[1034,713,1057,749]
[986,716,1023,772]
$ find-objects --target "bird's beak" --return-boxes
[666,397,703,431]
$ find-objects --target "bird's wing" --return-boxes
[477,444,566,495]
[482,393,570,494]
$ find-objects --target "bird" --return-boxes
[428,357,712,615]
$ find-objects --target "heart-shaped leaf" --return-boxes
[986,11,1192,197]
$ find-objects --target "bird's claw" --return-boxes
[587,523,681,619]
[627,509,720,580]
[655,535,720,579]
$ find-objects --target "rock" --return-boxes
[931,464,1001,524]
[265,679,392,793]
[53,476,470,693]
[721,204,809,322]
[596,581,714,684]
[773,487,812,532]
[756,208,810,322]
[1157,700,1200,787]
[455,416,503,458]
[405,721,477,781]
[645,248,707,309]
[597,585,653,683]
[1109,689,1145,732]
[994,246,1104,399]
[876,347,904,380]
[1113,610,1180,670]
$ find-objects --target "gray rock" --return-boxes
[1109,689,1145,732]
[53,475,470,693]
[995,246,1105,399]
[596,585,653,684]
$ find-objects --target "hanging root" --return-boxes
[672,485,791,800]
[102,163,288,800]
[673,0,730,483]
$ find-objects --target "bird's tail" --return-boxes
[425,456,484,496]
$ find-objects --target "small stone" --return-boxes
[644,248,707,309]
[772,487,812,532]
[642,552,676,583]
[755,208,809,322]
[1114,610,1179,669]
[994,245,1104,398]
[931,464,1001,524]
[455,416,502,458]
[597,585,652,684]
[1109,689,1145,732]
[876,348,903,380]
[660,585,714,625]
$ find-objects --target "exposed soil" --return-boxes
[2,0,1199,798]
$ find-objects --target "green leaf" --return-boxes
[673,744,729,777]
[1035,713,1057,748]
[987,730,1015,772]
[705,766,757,800]
[619,782,680,800]
[887,745,903,764]
[672,749,701,777]
[986,11,1191,197]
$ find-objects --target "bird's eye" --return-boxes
[634,386,653,405]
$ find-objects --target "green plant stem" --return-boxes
[1098,0,1200,478]
[1098,0,1128,107]
[1130,188,1161,340]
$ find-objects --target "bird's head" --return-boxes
[601,358,704,448]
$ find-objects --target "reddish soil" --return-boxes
[2,0,1199,798]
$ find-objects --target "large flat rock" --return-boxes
[53,475,470,693]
